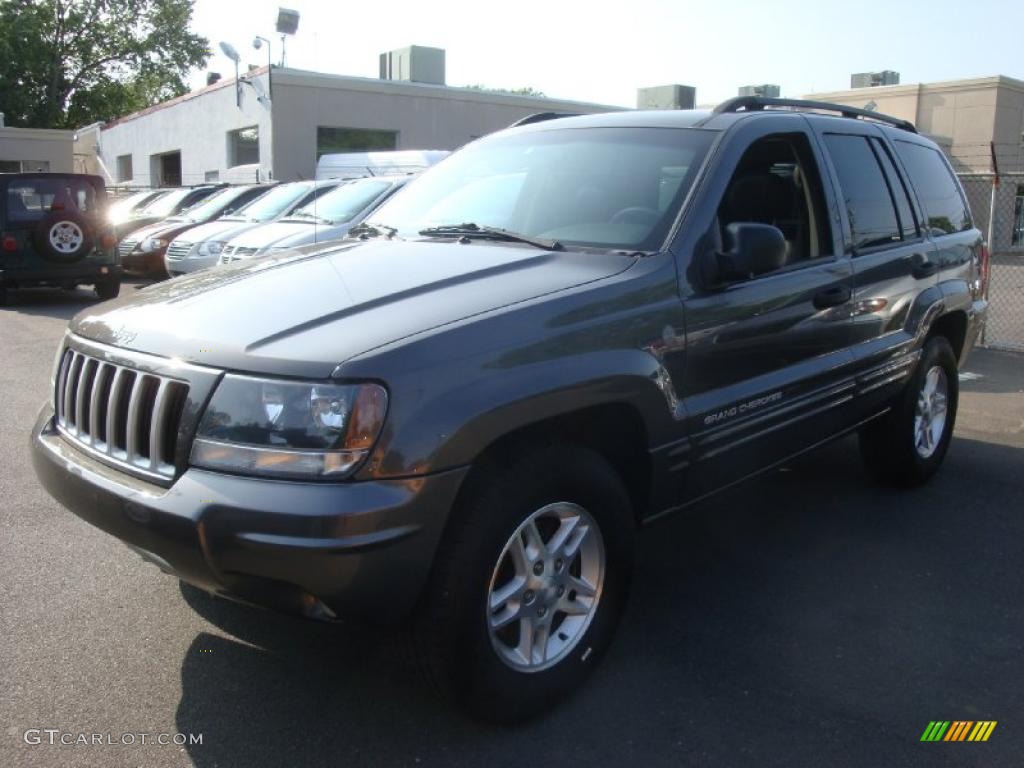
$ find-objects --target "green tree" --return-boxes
[464,84,547,98]
[0,0,209,128]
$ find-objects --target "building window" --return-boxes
[116,154,133,182]
[316,127,397,159]
[1012,185,1024,247]
[0,160,20,173]
[205,170,220,182]
[228,126,260,167]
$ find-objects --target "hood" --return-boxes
[71,240,637,378]
[171,219,257,246]
[124,219,195,244]
[223,219,318,250]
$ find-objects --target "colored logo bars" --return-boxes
[920,721,997,742]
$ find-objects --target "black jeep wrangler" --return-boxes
[1,172,121,304]
[31,98,987,721]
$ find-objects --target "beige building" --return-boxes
[806,76,1024,250]
[0,126,75,174]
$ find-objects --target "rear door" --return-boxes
[811,124,939,415]
[676,116,856,501]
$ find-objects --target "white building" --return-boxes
[90,48,619,189]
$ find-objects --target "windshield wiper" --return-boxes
[418,223,563,251]
[349,222,398,239]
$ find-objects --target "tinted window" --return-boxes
[824,134,901,250]
[4,178,99,223]
[871,138,917,240]
[894,141,971,235]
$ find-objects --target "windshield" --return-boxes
[371,127,715,251]
[233,182,315,222]
[179,187,252,221]
[107,190,156,222]
[4,177,101,224]
[140,187,201,217]
[290,179,392,224]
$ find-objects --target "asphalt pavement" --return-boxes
[1,282,1022,768]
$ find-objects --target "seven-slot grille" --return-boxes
[54,349,189,479]
[165,241,192,261]
[118,238,139,257]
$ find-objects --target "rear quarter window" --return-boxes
[894,141,972,236]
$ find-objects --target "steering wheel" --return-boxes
[610,206,661,227]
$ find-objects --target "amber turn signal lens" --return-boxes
[345,384,389,450]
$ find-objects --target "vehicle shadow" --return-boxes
[176,435,1024,767]
[1,279,151,320]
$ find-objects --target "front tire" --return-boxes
[860,335,959,486]
[416,444,635,722]
[95,279,121,301]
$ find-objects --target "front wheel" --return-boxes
[860,335,959,486]
[416,444,635,722]
[95,279,121,301]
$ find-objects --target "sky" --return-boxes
[187,0,1024,108]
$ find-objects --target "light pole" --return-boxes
[253,36,273,99]
[218,41,241,108]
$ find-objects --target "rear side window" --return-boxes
[871,138,918,240]
[894,141,971,235]
[824,134,901,250]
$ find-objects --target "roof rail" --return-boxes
[713,96,917,133]
[508,112,580,128]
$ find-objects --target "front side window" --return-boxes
[717,132,831,267]
[894,140,971,236]
[367,127,715,251]
[824,134,902,251]
[228,126,260,167]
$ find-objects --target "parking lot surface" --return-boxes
[2,283,1022,768]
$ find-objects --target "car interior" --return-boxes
[716,133,831,268]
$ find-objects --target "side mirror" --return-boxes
[710,222,787,283]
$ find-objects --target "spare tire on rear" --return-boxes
[33,209,94,263]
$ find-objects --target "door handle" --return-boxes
[912,259,939,279]
[813,285,851,309]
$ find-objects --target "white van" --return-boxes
[314,150,449,180]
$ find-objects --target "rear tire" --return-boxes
[860,335,959,486]
[415,444,635,722]
[95,280,121,301]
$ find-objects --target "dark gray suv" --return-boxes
[31,98,987,721]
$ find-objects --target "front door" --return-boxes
[676,119,855,501]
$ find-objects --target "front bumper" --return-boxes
[1,262,122,287]
[166,254,219,276]
[31,406,466,623]
[121,250,167,276]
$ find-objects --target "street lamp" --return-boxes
[253,36,273,99]
[219,41,242,108]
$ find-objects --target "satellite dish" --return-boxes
[219,41,240,63]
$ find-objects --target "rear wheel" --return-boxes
[415,444,635,722]
[860,335,959,486]
[95,279,121,301]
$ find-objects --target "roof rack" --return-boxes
[713,96,917,133]
[508,112,580,128]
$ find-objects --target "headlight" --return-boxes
[194,240,224,258]
[190,375,388,478]
[142,238,167,252]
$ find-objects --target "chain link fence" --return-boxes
[958,172,1024,352]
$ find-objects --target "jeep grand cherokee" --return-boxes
[32,98,987,722]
